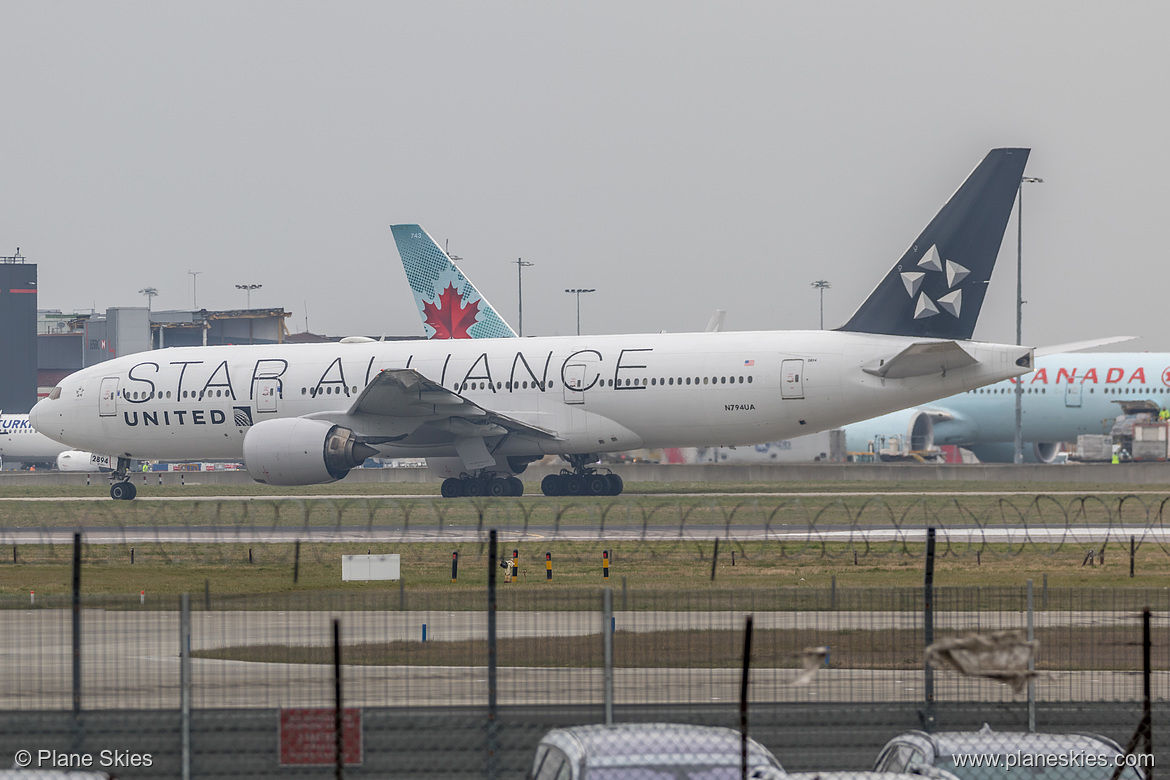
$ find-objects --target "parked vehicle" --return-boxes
[874,725,1143,780]
[529,723,785,780]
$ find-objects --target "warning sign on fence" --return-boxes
[279,708,363,765]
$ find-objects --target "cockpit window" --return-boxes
[49,387,61,400]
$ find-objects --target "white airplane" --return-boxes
[0,413,104,472]
[31,148,1035,500]
[844,350,1170,463]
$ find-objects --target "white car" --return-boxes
[530,723,785,780]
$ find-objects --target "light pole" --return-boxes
[139,287,159,311]
[1014,176,1044,464]
[811,280,831,329]
[188,270,202,309]
[235,283,262,308]
[514,258,533,336]
[564,288,595,336]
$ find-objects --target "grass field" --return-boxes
[1,538,1167,599]
[1,480,1168,599]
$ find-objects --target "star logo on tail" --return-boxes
[901,245,969,320]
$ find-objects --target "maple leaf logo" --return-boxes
[423,283,481,339]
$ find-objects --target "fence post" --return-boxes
[740,614,754,780]
[487,530,499,780]
[293,539,301,584]
[831,575,837,610]
[180,593,191,780]
[711,538,720,581]
[333,619,344,780]
[922,528,936,731]
[1130,536,1136,579]
[72,531,83,754]
[603,588,614,726]
[1026,580,1035,732]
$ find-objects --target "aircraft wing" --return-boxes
[306,368,562,443]
[862,341,979,379]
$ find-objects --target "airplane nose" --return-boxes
[28,398,44,429]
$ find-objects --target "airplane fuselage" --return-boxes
[33,330,1030,464]
[939,353,1169,442]
[843,352,1170,460]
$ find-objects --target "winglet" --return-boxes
[391,225,517,339]
[840,148,1030,340]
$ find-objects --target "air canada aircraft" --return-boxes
[32,148,1035,500]
[844,350,1169,463]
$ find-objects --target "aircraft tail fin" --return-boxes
[390,225,517,339]
[839,148,1030,340]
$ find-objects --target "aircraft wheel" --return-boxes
[440,478,464,499]
[564,475,585,496]
[541,474,562,496]
[487,477,510,497]
[508,476,524,497]
[586,474,609,496]
[605,473,624,496]
[110,481,135,501]
[466,478,486,497]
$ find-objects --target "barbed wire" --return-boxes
[2,494,1170,566]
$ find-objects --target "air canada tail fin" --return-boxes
[840,148,1030,340]
[390,224,517,339]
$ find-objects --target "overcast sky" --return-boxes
[4,2,1168,349]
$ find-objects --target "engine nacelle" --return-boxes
[967,441,1063,464]
[843,408,937,455]
[243,418,377,486]
[56,450,105,472]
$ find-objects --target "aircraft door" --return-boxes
[563,364,586,405]
[99,377,119,417]
[256,378,281,414]
[1064,381,1083,408]
[781,359,805,400]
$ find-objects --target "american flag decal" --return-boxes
[744,359,755,366]
[233,407,254,427]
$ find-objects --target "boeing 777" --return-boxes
[31,148,1035,499]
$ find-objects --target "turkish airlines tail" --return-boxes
[840,148,1030,340]
[390,225,517,340]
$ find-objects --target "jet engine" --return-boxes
[243,418,377,486]
[967,441,1062,464]
[56,450,105,472]
[844,408,938,456]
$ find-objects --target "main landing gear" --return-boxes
[440,473,525,498]
[540,454,624,497]
[109,457,137,501]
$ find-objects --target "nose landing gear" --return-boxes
[108,457,138,500]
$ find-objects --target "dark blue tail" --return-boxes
[840,148,1030,340]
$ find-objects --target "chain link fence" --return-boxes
[0,578,1163,778]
